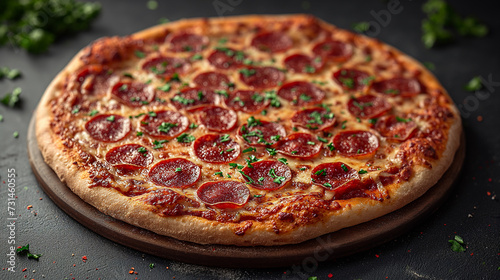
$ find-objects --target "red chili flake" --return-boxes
[82,256,87,262]
[375,254,380,258]
[470,253,474,256]
[488,178,492,182]
[487,192,492,196]
[477,116,483,122]
[26,205,33,210]
[129,270,134,274]
[134,272,138,275]
[407,249,411,253]
[73,264,76,267]
[443,224,447,226]
[328,273,333,278]
[22,268,27,272]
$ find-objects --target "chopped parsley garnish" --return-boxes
[291,151,298,154]
[239,68,256,77]
[242,147,257,153]
[254,194,263,198]
[327,142,335,151]
[268,168,285,184]
[189,123,198,129]
[13,131,19,138]
[170,73,181,82]
[251,93,265,103]
[158,122,178,133]
[134,50,146,58]
[1,87,22,108]
[89,110,99,116]
[158,84,171,92]
[361,76,375,85]
[299,167,307,171]
[137,147,148,155]
[106,115,115,122]
[314,169,326,176]
[303,65,315,73]
[423,62,436,71]
[220,134,231,142]
[339,77,354,89]
[317,136,328,143]
[358,169,368,174]
[149,263,155,269]
[265,148,277,156]
[176,133,195,143]
[278,158,288,165]
[261,109,267,116]
[246,116,262,127]
[270,135,281,142]
[152,140,168,149]
[264,90,281,107]
[215,90,229,98]
[299,94,312,101]
[421,0,488,49]
[368,118,378,125]
[384,88,400,95]
[238,170,254,184]
[352,21,371,33]
[214,171,223,177]
[308,111,324,125]
[136,131,143,136]
[175,167,182,172]
[396,116,412,123]
[448,235,466,252]
[233,96,244,106]
[71,106,80,114]
[464,76,483,92]
[171,95,195,105]
[312,80,327,86]
[323,183,332,188]
[245,155,260,167]
[229,163,244,169]
[148,111,157,117]
[190,53,203,61]
[341,164,349,172]
[307,141,316,145]
[341,120,347,129]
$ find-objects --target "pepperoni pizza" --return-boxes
[36,15,462,246]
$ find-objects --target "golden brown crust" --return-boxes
[36,14,462,246]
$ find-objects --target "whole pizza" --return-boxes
[36,15,462,246]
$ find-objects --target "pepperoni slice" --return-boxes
[197,106,238,132]
[105,144,153,170]
[140,110,189,139]
[312,40,353,62]
[142,56,189,78]
[276,133,322,158]
[238,120,286,146]
[110,81,155,107]
[73,64,110,95]
[193,134,241,163]
[197,181,250,208]
[347,94,392,119]
[85,114,131,142]
[311,162,359,190]
[224,90,268,113]
[251,31,293,53]
[373,115,418,141]
[239,67,285,89]
[291,108,336,131]
[170,88,219,110]
[333,130,379,157]
[241,160,292,190]
[372,78,421,97]
[333,69,372,91]
[333,178,378,200]
[277,81,325,106]
[193,72,230,90]
[208,48,245,69]
[169,33,208,52]
[149,158,201,188]
[284,54,323,74]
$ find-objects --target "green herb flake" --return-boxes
[1,87,22,108]
[176,133,195,143]
[175,167,182,172]
[323,183,332,188]
[317,136,328,143]
[314,169,326,176]
[134,50,146,58]
[220,134,231,142]
[136,131,143,136]
[448,235,466,252]
[214,171,223,177]
[327,142,335,151]
[189,123,198,129]
[254,194,263,198]
[158,122,178,133]
[106,115,115,122]
[191,54,203,61]
[358,169,368,174]
[242,147,257,153]
[158,84,172,92]
[149,263,155,269]
[464,76,483,92]
[278,158,288,165]
[352,21,371,33]
[266,148,277,156]
[341,164,349,172]
[239,68,256,77]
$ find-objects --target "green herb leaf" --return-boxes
[358,169,368,174]
[16,244,29,253]
[176,133,195,143]
[352,21,371,33]
[242,147,257,153]
[464,76,483,92]
[1,87,22,108]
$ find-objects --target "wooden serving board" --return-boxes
[27,114,465,268]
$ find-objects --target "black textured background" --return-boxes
[0,0,499,279]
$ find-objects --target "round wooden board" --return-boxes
[27,114,465,268]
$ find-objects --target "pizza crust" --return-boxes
[36,14,462,246]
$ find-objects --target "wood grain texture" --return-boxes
[27,114,465,268]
